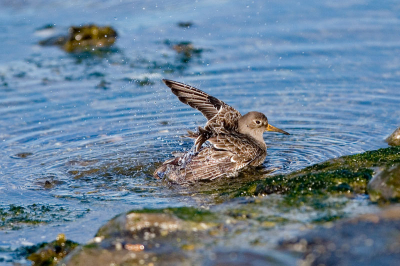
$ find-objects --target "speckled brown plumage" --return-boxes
[154,79,289,183]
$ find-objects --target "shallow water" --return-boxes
[1,0,400,263]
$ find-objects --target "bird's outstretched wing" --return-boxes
[163,79,228,121]
[163,79,242,151]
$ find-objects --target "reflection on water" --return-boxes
[1,0,400,262]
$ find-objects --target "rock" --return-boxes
[163,39,204,64]
[177,22,194,28]
[0,204,87,230]
[386,127,400,146]
[24,234,79,266]
[39,24,117,53]
[368,163,400,202]
[61,208,219,265]
[233,147,400,204]
[11,152,33,159]
[279,207,400,266]
[61,207,297,265]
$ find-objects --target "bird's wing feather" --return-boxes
[163,79,237,121]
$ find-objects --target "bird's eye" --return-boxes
[255,120,261,125]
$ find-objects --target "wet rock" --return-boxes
[24,234,79,266]
[34,176,66,189]
[39,24,117,53]
[0,204,89,230]
[66,159,99,166]
[11,152,33,159]
[95,80,111,90]
[62,208,220,265]
[163,39,204,64]
[386,127,400,146]
[177,21,194,28]
[203,249,297,266]
[233,147,400,205]
[61,207,298,265]
[172,42,203,61]
[279,207,400,266]
[368,163,400,202]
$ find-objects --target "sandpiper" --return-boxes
[154,79,289,183]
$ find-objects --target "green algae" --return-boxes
[0,204,89,230]
[234,147,400,204]
[1,204,50,229]
[128,207,218,223]
[24,234,79,266]
[160,207,218,223]
[39,25,117,53]
[368,162,400,202]
[301,146,400,172]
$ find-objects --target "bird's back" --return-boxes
[154,131,267,182]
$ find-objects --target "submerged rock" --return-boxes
[386,127,400,146]
[177,21,194,28]
[0,204,89,230]
[279,207,400,265]
[24,234,79,266]
[39,24,117,53]
[163,39,204,64]
[10,152,33,159]
[368,163,400,202]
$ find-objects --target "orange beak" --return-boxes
[266,124,290,135]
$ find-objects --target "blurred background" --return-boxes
[0,0,399,264]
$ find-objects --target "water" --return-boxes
[1,0,400,263]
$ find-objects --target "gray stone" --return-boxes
[386,127,400,146]
[368,163,400,202]
[279,207,400,266]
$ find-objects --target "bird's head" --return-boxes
[238,111,289,144]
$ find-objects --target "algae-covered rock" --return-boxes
[279,206,400,265]
[386,127,400,146]
[62,208,219,265]
[368,163,400,202]
[163,40,204,64]
[0,204,88,230]
[61,207,297,265]
[25,234,79,266]
[234,147,400,205]
[39,24,117,52]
